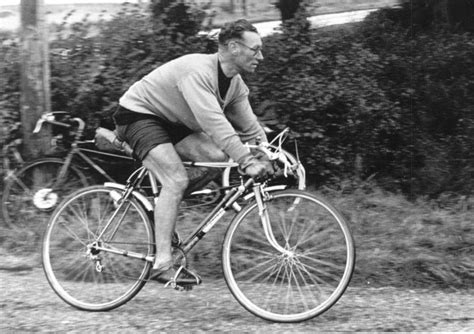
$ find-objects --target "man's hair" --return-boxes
[218,19,258,46]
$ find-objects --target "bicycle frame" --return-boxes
[90,166,281,265]
[56,140,134,185]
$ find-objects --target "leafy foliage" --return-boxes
[0,32,21,142]
[246,4,473,196]
[1,2,472,196]
[46,2,213,135]
[248,10,405,186]
[356,6,474,195]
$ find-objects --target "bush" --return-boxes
[356,6,474,196]
[1,2,472,196]
[47,2,213,135]
[248,12,405,186]
[0,31,21,143]
[246,4,473,195]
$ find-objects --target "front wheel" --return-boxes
[1,158,88,231]
[222,190,355,322]
[42,185,155,311]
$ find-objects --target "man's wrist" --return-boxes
[238,153,257,170]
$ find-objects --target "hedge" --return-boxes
[1,2,472,196]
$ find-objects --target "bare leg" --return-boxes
[144,133,226,270]
[175,132,228,196]
[142,143,188,270]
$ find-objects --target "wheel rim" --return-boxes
[223,191,355,322]
[42,187,154,310]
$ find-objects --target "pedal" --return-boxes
[163,280,194,291]
[162,265,202,290]
[171,283,194,291]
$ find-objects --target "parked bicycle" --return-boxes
[42,128,354,323]
[1,112,135,231]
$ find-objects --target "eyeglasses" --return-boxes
[233,41,263,56]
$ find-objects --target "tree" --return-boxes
[399,0,474,32]
[20,0,51,158]
[445,0,474,31]
[275,0,302,21]
[150,0,203,38]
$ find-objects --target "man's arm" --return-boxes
[225,95,268,145]
[178,72,252,163]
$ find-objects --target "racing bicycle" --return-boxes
[42,128,355,323]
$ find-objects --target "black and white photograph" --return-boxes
[1,0,473,331]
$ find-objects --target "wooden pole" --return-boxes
[20,0,51,158]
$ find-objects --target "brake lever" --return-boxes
[33,119,45,133]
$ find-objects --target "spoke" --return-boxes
[237,232,276,250]
[293,259,327,295]
[293,260,325,306]
[287,263,311,311]
[66,202,98,241]
[296,257,343,285]
[56,220,90,248]
[260,258,288,311]
[297,225,342,248]
[299,254,347,273]
[293,216,320,248]
[8,176,34,196]
[234,244,276,258]
[301,243,347,257]
[234,257,278,281]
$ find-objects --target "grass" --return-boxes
[329,182,474,289]
[1,182,472,289]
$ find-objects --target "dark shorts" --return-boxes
[114,109,193,162]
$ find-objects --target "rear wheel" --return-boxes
[222,190,355,322]
[42,185,154,311]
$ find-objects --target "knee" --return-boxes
[161,174,189,198]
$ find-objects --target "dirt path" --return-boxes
[1,265,473,332]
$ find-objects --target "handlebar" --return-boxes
[33,112,86,141]
[247,127,295,178]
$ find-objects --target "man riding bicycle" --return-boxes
[113,19,273,285]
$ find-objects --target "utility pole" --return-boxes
[20,0,51,158]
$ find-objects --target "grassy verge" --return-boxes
[180,184,473,289]
[1,183,472,288]
[329,183,474,289]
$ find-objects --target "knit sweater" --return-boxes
[119,53,266,163]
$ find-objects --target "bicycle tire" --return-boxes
[1,158,88,231]
[222,189,355,322]
[42,185,154,311]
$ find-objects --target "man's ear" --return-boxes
[228,41,238,55]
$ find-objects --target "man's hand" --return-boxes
[238,153,275,179]
[245,159,274,179]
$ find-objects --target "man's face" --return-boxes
[232,31,264,74]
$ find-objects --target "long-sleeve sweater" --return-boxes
[119,53,266,163]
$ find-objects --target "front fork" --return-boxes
[252,184,293,256]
